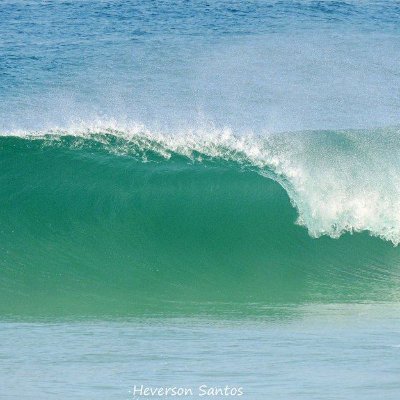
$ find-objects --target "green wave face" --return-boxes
[1,131,400,317]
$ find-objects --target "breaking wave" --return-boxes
[1,123,400,315]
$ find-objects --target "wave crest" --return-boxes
[2,122,400,244]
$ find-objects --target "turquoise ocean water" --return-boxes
[1,1,400,398]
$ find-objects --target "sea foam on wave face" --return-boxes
[267,128,400,244]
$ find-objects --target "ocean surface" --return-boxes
[1,0,400,399]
